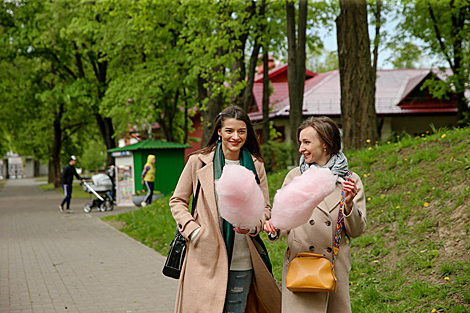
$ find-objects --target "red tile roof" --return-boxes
[249,68,469,121]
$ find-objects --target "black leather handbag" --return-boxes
[162,179,201,279]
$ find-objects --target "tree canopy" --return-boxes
[0,0,468,180]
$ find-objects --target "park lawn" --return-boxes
[103,125,470,312]
[39,181,90,198]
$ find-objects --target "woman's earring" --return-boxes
[218,135,222,142]
[324,148,327,152]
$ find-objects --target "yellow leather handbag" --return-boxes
[286,252,337,292]
[286,171,352,293]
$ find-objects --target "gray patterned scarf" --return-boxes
[299,151,349,179]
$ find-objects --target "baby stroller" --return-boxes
[82,174,114,213]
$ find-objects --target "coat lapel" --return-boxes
[317,182,342,213]
[197,152,219,221]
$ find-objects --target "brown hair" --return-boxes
[296,117,341,155]
[191,106,264,162]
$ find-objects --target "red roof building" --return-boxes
[132,64,468,158]
[248,67,469,142]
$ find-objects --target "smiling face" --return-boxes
[218,118,247,160]
[298,126,330,166]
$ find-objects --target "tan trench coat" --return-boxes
[170,151,281,313]
[272,167,366,313]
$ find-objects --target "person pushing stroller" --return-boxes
[59,155,85,213]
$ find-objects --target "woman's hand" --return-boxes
[342,179,358,215]
[234,227,250,234]
[264,219,277,234]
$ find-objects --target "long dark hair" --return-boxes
[191,106,264,162]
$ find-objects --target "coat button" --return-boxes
[309,246,315,251]
[178,224,182,229]
[309,219,315,225]
[326,221,331,226]
[327,247,332,253]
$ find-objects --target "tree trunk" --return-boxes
[197,74,209,145]
[243,39,261,112]
[262,46,270,145]
[90,53,115,166]
[451,34,469,124]
[456,91,469,123]
[52,109,63,188]
[201,48,225,146]
[183,88,189,144]
[286,0,308,164]
[229,1,260,112]
[95,114,116,166]
[230,32,248,108]
[202,88,223,146]
[34,158,40,177]
[336,0,378,150]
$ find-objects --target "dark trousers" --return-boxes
[60,184,73,210]
[143,181,154,204]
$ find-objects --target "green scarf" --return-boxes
[213,142,273,274]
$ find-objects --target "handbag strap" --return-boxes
[332,170,353,264]
[190,180,201,215]
[190,163,205,216]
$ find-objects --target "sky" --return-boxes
[319,25,394,70]
[317,14,445,70]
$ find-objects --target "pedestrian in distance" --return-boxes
[59,155,86,214]
[106,163,116,203]
[169,105,281,313]
[141,155,156,207]
[264,116,367,313]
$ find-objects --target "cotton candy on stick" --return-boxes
[215,164,265,229]
[271,167,336,230]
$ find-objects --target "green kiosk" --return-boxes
[108,138,191,206]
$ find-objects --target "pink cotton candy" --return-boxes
[215,164,265,229]
[271,167,336,230]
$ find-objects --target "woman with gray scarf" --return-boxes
[264,117,367,313]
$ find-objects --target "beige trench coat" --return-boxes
[170,151,281,313]
[272,167,366,313]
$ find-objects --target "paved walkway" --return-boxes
[0,178,178,313]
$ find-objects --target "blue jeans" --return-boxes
[60,184,72,210]
[223,270,253,313]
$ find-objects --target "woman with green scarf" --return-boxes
[170,106,281,313]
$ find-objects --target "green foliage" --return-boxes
[307,48,338,73]
[385,42,424,69]
[80,140,107,172]
[261,141,295,173]
[267,168,291,203]
[105,125,470,311]
[397,0,470,123]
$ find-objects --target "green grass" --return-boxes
[39,182,90,198]
[103,126,470,311]
[103,194,185,255]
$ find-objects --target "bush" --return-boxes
[262,141,295,173]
